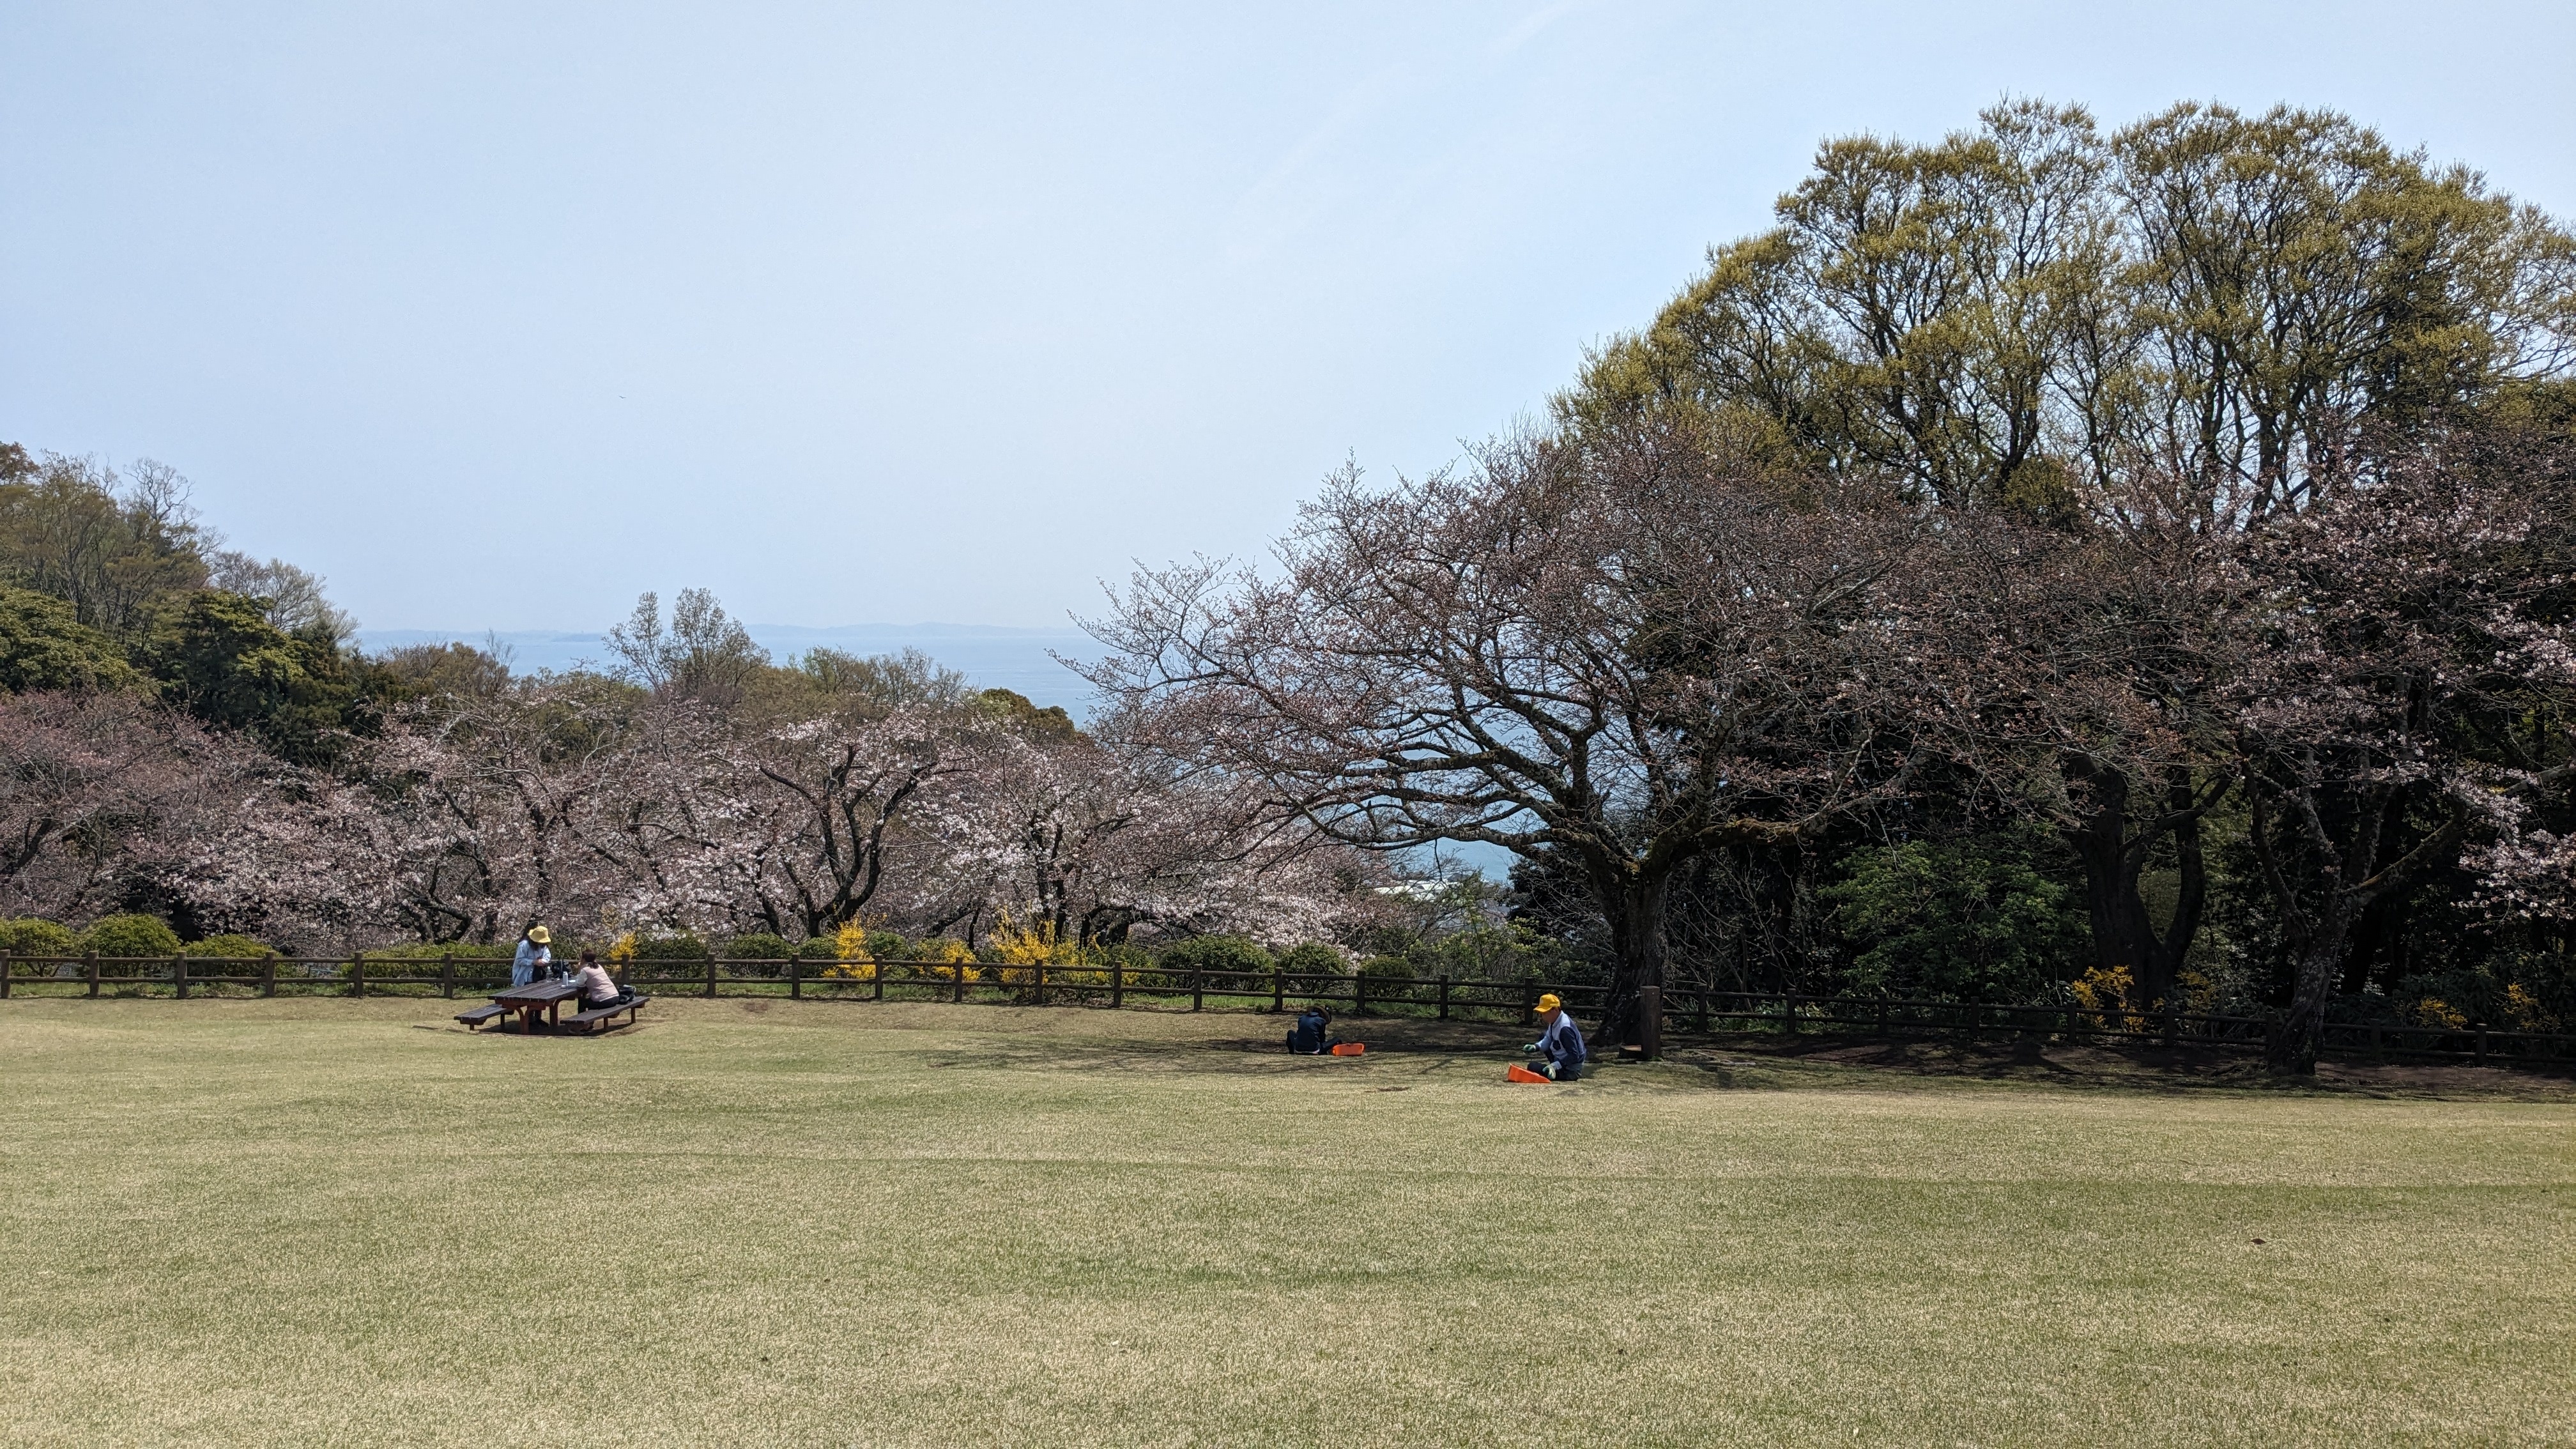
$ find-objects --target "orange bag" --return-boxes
[1330,1042,1365,1056]
[1506,1064,1551,1083]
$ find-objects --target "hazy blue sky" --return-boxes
[6,1,2572,636]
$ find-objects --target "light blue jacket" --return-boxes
[513,939,551,974]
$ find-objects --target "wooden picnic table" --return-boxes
[488,980,579,1032]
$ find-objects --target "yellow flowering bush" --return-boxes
[2067,964,2134,1033]
[2413,997,2469,1031]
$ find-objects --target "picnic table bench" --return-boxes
[562,993,649,1033]
[457,980,648,1034]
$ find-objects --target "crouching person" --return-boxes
[570,949,630,1011]
[1286,1005,1341,1055]
[1522,993,1587,1081]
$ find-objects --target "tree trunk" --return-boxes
[1595,871,1673,1048]
[2066,762,2211,1012]
[2271,895,2361,1075]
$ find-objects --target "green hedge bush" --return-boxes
[721,933,797,961]
[1275,942,1349,978]
[80,915,183,958]
[1,917,78,961]
[1156,935,1273,979]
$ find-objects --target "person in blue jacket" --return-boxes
[1523,993,1587,1080]
[510,925,552,986]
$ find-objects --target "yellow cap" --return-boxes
[526,926,551,944]
[1535,993,1561,1013]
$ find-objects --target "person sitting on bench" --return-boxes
[1286,1005,1342,1055]
[1522,993,1587,1081]
[569,949,630,1011]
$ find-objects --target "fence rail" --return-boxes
[4,951,2570,1068]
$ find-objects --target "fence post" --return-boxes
[0,949,10,999]
[265,954,279,999]
[88,951,100,998]
[2475,1022,2488,1064]
[1438,975,1450,1022]
[1781,992,1798,1036]
[172,954,187,1000]
[1638,985,1663,1061]
[351,953,365,999]
[1034,960,1045,1004]
[1110,958,1124,1010]
[873,958,884,1003]
[1190,968,1204,1012]
[1354,970,1367,1017]
[707,956,719,1000]
[790,956,802,1001]
[1272,967,1285,1013]
[1522,979,1537,1026]
[1698,986,1711,1034]
[953,960,967,1004]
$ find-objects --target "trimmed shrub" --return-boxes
[1,917,78,960]
[1276,942,1349,978]
[185,933,275,958]
[1356,953,1423,1003]
[1157,935,1273,981]
[625,932,710,962]
[80,914,182,959]
[721,933,797,962]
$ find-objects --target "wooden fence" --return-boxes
[4,951,2570,1068]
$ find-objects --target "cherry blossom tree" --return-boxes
[1087,421,1944,1043]
[2233,427,2576,1070]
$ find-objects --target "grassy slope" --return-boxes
[1,999,2569,1447]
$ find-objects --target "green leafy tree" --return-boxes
[0,454,210,634]
[0,586,141,692]
[1821,833,2090,1002]
[143,590,364,764]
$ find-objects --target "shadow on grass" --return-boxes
[908,1009,2576,1102]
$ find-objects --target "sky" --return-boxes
[6,0,2573,643]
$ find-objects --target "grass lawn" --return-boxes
[2,998,2570,1446]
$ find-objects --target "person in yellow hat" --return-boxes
[1522,993,1588,1081]
[512,925,553,986]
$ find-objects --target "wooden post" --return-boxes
[1521,979,1537,1027]
[171,954,187,1000]
[1354,970,1367,1017]
[873,958,884,1002]
[88,951,100,998]
[1034,960,1046,1004]
[1437,975,1450,1022]
[789,955,801,1001]
[1272,967,1285,1013]
[1190,967,1204,1013]
[1110,958,1123,1009]
[1781,992,1797,1036]
[2475,1022,2489,1064]
[707,956,719,1000]
[351,953,365,999]
[265,954,279,999]
[1638,985,1663,1061]
[1698,986,1711,1034]
[0,949,10,999]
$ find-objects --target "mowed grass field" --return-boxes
[2,999,2570,1447]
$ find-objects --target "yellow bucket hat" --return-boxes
[1535,992,1561,1013]
[526,926,551,944]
